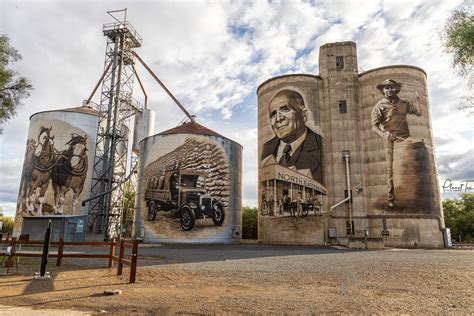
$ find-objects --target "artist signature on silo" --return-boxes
[442,179,474,192]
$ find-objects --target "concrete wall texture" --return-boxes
[258,41,445,248]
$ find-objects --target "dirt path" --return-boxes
[0,247,473,314]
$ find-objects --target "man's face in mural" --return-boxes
[269,92,306,143]
[382,85,399,99]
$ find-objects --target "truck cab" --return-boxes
[145,169,225,231]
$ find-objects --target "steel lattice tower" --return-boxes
[87,12,143,240]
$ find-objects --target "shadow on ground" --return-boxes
[136,243,353,267]
[1,243,354,270]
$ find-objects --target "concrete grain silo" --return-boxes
[14,105,99,241]
[257,41,446,248]
[359,66,444,248]
[135,118,242,243]
[257,75,327,245]
[132,108,155,155]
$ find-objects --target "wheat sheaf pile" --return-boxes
[144,137,230,204]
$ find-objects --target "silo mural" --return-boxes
[257,42,445,248]
[359,67,444,247]
[258,75,327,245]
[135,120,242,243]
[370,79,432,211]
[359,68,442,217]
[14,106,99,235]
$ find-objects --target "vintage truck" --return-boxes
[144,169,225,231]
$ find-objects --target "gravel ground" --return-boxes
[0,245,473,314]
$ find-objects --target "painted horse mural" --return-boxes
[17,127,90,216]
[51,134,88,215]
[18,138,37,214]
[25,126,56,215]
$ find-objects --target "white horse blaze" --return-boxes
[71,143,85,167]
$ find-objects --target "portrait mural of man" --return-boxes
[261,89,323,183]
[371,79,422,207]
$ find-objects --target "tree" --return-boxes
[242,206,258,239]
[443,193,474,243]
[442,3,473,113]
[0,215,14,236]
[442,4,474,77]
[0,35,33,125]
[121,181,136,237]
[123,181,136,213]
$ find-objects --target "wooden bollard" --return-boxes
[56,238,64,266]
[108,238,116,268]
[117,239,125,276]
[129,239,138,283]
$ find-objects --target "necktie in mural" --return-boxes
[280,144,292,166]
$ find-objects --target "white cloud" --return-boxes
[324,0,382,29]
[0,203,17,218]
[0,0,471,215]
[382,0,426,20]
[313,23,356,49]
[436,149,474,180]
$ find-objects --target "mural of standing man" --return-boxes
[371,79,421,207]
[261,89,323,183]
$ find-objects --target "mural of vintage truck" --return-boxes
[144,169,225,231]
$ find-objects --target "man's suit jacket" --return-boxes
[261,127,323,183]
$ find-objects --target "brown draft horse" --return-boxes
[51,134,88,215]
[17,138,37,214]
[25,126,56,215]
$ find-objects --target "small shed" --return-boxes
[21,215,87,242]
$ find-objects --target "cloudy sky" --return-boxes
[0,0,472,217]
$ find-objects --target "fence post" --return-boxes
[56,238,64,266]
[108,238,116,268]
[6,238,17,274]
[117,239,125,276]
[129,239,138,283]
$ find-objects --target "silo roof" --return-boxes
[30,105,99,119]
[158,120,225,138]
[58,105,99,115]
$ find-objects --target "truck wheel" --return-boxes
[211,202,225,226]
[180,205,195,231]
[147,201,157,221]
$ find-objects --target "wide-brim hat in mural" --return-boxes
[376,79,402,91]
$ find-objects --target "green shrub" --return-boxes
[0,215,14,237]
[443,193,474,243]
[242,206,258,239]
